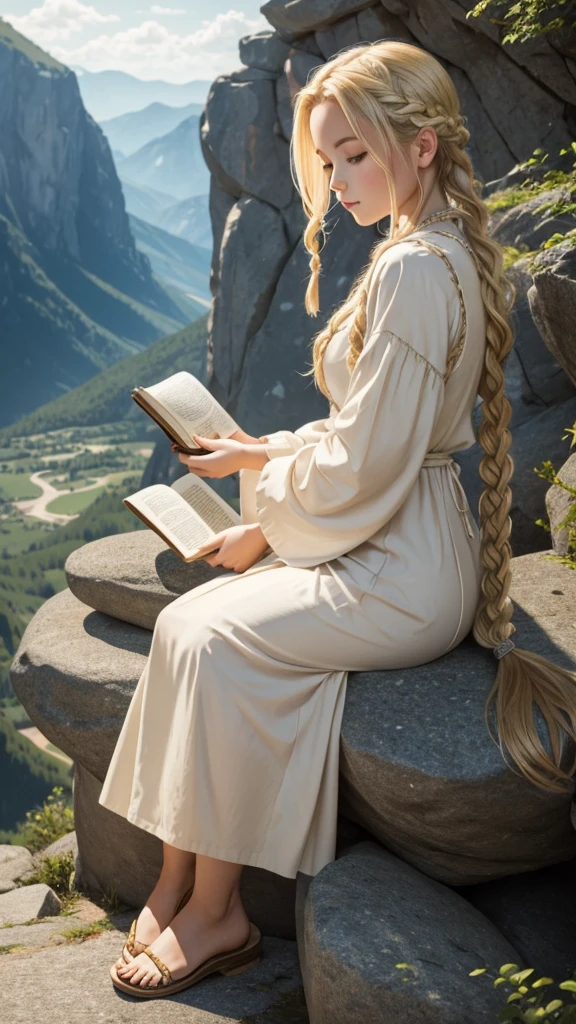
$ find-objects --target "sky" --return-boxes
[0,1,270,81]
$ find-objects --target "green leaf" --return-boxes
[494,977,508,987]
[545,1001,564,1013]
[395,963,417,974]
[510,969,535,984]
[532,978,554,989]
[559,981,576,992]
[469,968,488,976]
[500,964,521,977]
[507,993,523,1003]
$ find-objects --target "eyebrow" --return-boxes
[315,136,358,156]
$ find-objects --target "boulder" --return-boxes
[545,451,576,557]
[529,240,576,390]
[295,841,523,1024]
[12,549,576,894]
[456,854,576,979]
[64,529,227,631]
[0,846,34,894]
[338,550,576,884]
[0,884,61,926]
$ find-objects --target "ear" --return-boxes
[416,126,437,168]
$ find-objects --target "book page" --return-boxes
[171,473,242,532]
[142,372,239,448]
[124,485,214,558]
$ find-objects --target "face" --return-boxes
[309,97,438,228]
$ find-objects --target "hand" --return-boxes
[197,523,270,573]
[175,435,245,479]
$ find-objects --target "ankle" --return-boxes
[153,868,195,902]
[187,889,245,926]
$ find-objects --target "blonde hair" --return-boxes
[290,39,576,793]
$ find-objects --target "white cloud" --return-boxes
[47,9,269,80]
[136,6,187,13]
[4,0,119,43]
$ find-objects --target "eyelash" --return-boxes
[322,153,367,171]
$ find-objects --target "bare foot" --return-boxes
[115,895,250,989]
[114,871,195,971]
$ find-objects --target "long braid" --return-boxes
[290,40,576,792]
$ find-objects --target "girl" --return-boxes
[103,40,576,998]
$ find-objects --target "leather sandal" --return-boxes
[110,921,262,998]
[119,883,195,965]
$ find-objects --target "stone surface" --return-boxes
[34,830,78,866]
[546,451,576,557]
[339,550,576,884]
[0,884,62,926]
[0,928,307,1024]
[65,529,227,631]
[13,551,576,893]
[0,845,34,894]
[456,854,576,979]
[295,841,522,1024]
[529,240,576,390]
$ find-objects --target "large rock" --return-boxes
[0,846,34,894]
[13,548,576,891]
[338,549,576,884]
[64,529,227,631]
[529,240,576,390]
[456,853,576,979]
[546,451,576,557]
[295,841,523,1024]
[0,884,61,926]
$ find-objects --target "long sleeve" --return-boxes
[254,244,455,568]
[260,407,336,459]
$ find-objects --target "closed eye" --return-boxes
[322,153,367,170]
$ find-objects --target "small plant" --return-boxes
[19,850,80,912]
[16,786,74,854]
[470,962,576,1021]
[467,0,573,44]
[534,421,576,570]
[59,919,115,943]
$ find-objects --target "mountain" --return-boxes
[0,711,72,833]
[0,20,189,430]
[158,195,212,250]
[74,68,212,121]
[100,102,203,157]
[128,214,212,307]
[120,178,179,224]
[0,315,209,443]
[117,116,209,200]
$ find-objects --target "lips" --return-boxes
[341,201,358,208]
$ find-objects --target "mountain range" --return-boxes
[73,68,212,122]
[100,101,204,157]
[0,19,195,430]
[116,115,209,199]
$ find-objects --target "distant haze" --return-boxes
[75,67,213,121]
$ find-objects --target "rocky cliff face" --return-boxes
[0,18,186,429]
[147,0,576,556]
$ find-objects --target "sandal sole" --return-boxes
[110,922,262,999]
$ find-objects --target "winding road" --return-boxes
[13,470,122,523]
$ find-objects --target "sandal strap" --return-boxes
[126,918,137,954]
[143,946,172,986]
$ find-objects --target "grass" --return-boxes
[45,486,107,514]
[0,473,43,500]
[59,919,115,942]
[0,944,24,954]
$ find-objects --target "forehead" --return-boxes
[309,100,356,150]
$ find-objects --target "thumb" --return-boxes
[197,533,222,555]
[193,434,220,447]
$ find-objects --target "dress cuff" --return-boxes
[260,430,305,459]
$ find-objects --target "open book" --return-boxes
[131,370,240,454]
[123,473,243,563]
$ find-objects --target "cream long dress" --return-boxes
[98,219,486,879]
